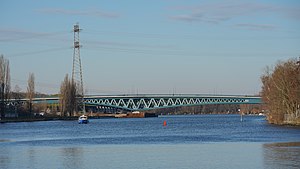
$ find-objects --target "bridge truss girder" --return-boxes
[84,95,262,111]
[7,95,262,112]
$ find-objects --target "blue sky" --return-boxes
[1,0,299,95]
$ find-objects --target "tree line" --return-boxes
[0,54,80,120]
[0,54,47,119]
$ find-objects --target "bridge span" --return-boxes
[31,94,262,111]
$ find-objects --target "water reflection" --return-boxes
[0,146,10,169]
[28,148,37,169]
[61,147,83,169]
[263,142,300,169]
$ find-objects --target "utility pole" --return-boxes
[72,23,85,114]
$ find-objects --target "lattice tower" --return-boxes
[72,23,85,113]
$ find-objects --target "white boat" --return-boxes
[78,115,89,124]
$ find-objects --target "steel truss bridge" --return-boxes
[27,94,262,111]
[84,95,261,111]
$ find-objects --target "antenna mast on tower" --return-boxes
[72,23,85,113]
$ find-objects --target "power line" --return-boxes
[11,78,60,90]
[7,47,71,58]
[84,29,300,41]
[84,45,293,58]
[0,30,69,42]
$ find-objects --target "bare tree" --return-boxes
[60,75,68,116]
[12,85,22,116]
[60,74,77,116]
[261,58,300,124]
[27,73,35,116]
[0,55,10,120]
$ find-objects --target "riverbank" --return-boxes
[266,114,300,126]
[0,112,158,123]
[283,120,300,126]
[0,116,78,123]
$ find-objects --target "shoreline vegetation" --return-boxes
[261,58,300,126]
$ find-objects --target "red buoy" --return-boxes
[163,120,167,126]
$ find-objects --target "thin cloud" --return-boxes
[234,24,277,31]
[284,7,300,20]
[169,13,230,23]
[36,8,120,18]
[168,2,299,23]
[0,28,66,42]
[169,13,203,23]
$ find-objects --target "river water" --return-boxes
[0,114,299,169]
